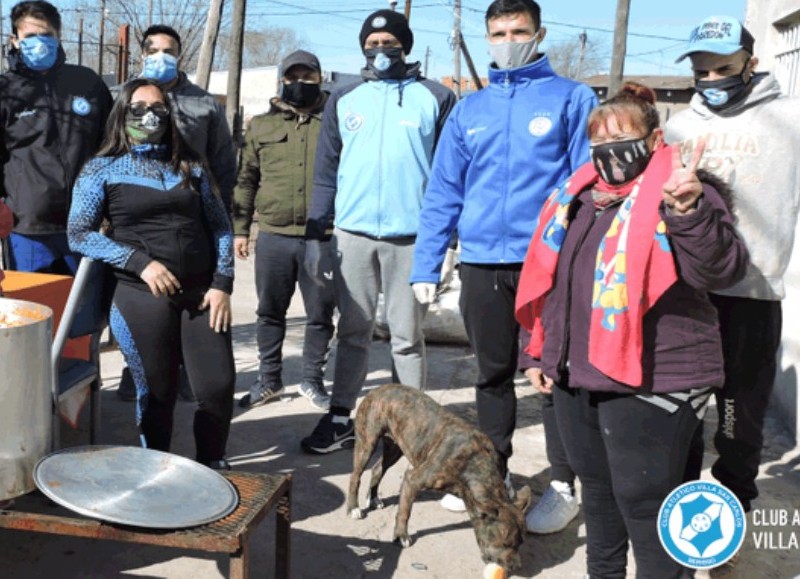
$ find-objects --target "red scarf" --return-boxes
[515,144,678,386]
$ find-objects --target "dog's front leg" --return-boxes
[393,467,424,548]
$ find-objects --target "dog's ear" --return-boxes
[513,485,532,513]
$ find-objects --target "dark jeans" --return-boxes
[554,383,699,579]
[255,231,335,385]
[686,295,782,512]
[460,263,572,483]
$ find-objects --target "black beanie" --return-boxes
[359,9,413,55]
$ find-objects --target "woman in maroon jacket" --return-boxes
[515,82,748,578]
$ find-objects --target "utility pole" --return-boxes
[460,35,483,91]
[98,0,107,77]
[116,24,130,84]
[226,0,246,145]
[78,17,84,66]
[423,46,430,77]
[404,0,412,23]
[576,30,587,80]
[196,0,225,91]
[147,0,153,28]
[453,0,461,98]
[608,0,631,97]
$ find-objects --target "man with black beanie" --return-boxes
[300,10,456,454]
[234,50,336,412]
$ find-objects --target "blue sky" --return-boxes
[246,0,748,79]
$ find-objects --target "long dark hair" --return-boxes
[96,78,199,183]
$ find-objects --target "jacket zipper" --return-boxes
[44,80,73,216]
[376,83,390,238]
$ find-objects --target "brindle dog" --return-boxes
[347,384,531,572]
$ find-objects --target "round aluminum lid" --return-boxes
[34,446,238,529]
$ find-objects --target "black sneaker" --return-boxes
[238,379,284,408]
[301,414,355,454]
[206,459,231,471]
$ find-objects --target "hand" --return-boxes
[524,367,554,394]
[199,288,232,333]
[412,282,437,305]
[140,260,181,297]
[439,247,458,288]
[304,239,324,287]
[663,140,706,215]
[234,236,249,259]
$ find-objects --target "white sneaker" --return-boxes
[440,493,467,512]
[441,472,515,513]
[526,480,579,534]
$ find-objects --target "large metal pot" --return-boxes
[0,297,53,500]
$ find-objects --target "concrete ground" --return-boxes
[2,255,799,578]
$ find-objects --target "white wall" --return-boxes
[189,66,280,123]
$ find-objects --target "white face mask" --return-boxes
[488,37,539,70]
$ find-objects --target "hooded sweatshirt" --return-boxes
[664,72,800,301]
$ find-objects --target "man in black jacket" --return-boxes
[0,0,112,273]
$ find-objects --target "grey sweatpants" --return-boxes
[330,228,426,410]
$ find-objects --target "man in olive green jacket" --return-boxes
[233,50,336,411]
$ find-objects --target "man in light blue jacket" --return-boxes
[301,9,456,454]
[410,0,596,531]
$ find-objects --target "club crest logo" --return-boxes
[344,112,364,132]
[72,96,91,116]
[528,116,553,137]
[372,16,387,28]
[658,481,746,570]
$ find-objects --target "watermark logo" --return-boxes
[658,481,746,570]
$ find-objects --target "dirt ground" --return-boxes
[1,256,798,578]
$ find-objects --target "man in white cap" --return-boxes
[300,9,456,454]
[666,15,800,572]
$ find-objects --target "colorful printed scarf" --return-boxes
[515,144,678,386]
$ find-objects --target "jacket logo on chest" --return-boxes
[15,109,36,119]
[528,116,553,137]
[344,112,364,132]
[72,96,92,116]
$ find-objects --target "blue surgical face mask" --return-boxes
[18,34,59,71]
[142,52,179,84]
[364,47,405,79]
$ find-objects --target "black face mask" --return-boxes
[694,68,751,110]
[281,81,321,109]
[364,47,405,79]
[590,137,652,186]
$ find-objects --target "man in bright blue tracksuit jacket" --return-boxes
[410,0,597,531]
[301,9,456,454]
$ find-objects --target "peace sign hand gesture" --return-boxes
[663,139,706,215]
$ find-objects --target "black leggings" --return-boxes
[111,282,235,464]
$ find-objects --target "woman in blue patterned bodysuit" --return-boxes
[68,78,235,469]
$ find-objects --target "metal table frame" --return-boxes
[0,471,291,579]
